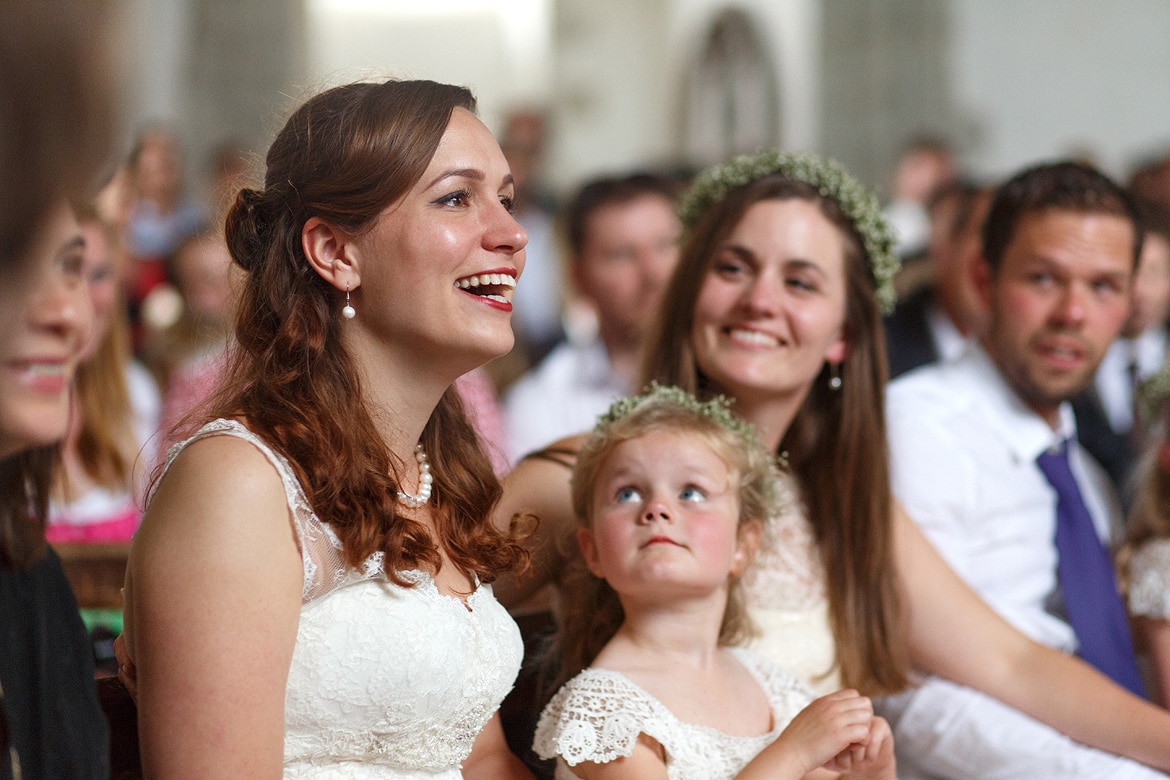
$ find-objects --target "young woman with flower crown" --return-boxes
[121,80,535,778]
[496,152,1170,774]
[534,385,895,780]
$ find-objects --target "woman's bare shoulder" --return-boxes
[132,431,300,567]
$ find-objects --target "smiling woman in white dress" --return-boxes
[121,80,535,778]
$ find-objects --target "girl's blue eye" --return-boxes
[500,195,516,213]
[680,486,705,502]
[616,487,641,503]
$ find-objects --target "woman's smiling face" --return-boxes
[345,107,527,373]
[0,204,90,458]
[690,198,849,412]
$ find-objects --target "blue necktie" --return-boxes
[1035,440,1145,697]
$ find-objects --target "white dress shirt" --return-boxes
[502,337,630,465]
[925,299,970,364]
[880,344,1162,780]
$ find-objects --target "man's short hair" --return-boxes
[564,172,682,258]
[982,161,1143,272]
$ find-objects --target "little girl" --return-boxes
[533,385,894,779]
[1122,371,1170,706]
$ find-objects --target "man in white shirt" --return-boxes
[503,173,681,463]
[884,161,1164,779]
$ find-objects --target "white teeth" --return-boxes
[455,273,516,290]
[26,363,66,376]
[482,294,508,304]
[729,328,779,347]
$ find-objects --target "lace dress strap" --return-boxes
[1129,537,1170,620]
[154,418,381,603]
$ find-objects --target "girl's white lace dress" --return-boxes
[162,420,523,778]
[1129,538,1170,622]
[532,647,812,780]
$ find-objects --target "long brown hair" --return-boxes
[71,304,137,492]
[0,448,55,568]
[212,80,526,585]
[642,175,909,695]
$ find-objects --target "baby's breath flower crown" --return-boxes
[1138,363,1170,427]
[593,383,786,518]
[678,150,901,314]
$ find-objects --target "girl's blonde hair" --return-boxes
[556,386,783,685]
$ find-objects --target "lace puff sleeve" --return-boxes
[533,670,661,768]
[1129,538,1170,621]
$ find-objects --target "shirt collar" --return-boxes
[962,342,1073,461]
[572,337,632,394]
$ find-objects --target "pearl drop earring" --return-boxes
[342,285,356,319]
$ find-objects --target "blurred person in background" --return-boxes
[503,172,682,464]
[47,210,161,545]
[500,109,563,368]
[884,181,991,379]
[123,126,206,348]
[0,1,115,776]
[148,232,238,454]
[883,136,957,260]
[203,138,255,232]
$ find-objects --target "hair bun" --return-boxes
[225,187,272,272]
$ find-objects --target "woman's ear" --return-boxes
[577,527,606,579]
[824,324,849,366]
[302,216,359,292]
[730,519,763,577]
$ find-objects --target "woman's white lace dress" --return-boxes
[741,472,841,694]
[532,647,812,779]
[1129,538,1170,621]
[161,420,523,778]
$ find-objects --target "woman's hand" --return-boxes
[736,690,881,779]
[113,632,137,700]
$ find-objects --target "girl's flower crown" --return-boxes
[593,383,786,518]
[678,150,901,314]
[595,383,760,446]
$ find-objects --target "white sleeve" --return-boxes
[532,671,657,767]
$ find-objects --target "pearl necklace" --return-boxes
[396,443,433,509]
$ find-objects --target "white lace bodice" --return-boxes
[161,420,524,778]
[1129,537,1170,621]
[740,472,841,693]
[533,648,812,780]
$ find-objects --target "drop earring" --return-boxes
[342,285,356,319]
[828,363,842,391]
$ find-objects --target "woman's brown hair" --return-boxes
[67,215,140,496]
[642,175,909,695]
[211,80,526,585]
[1119,400,1170,587]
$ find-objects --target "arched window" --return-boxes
[682,8,780,166]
